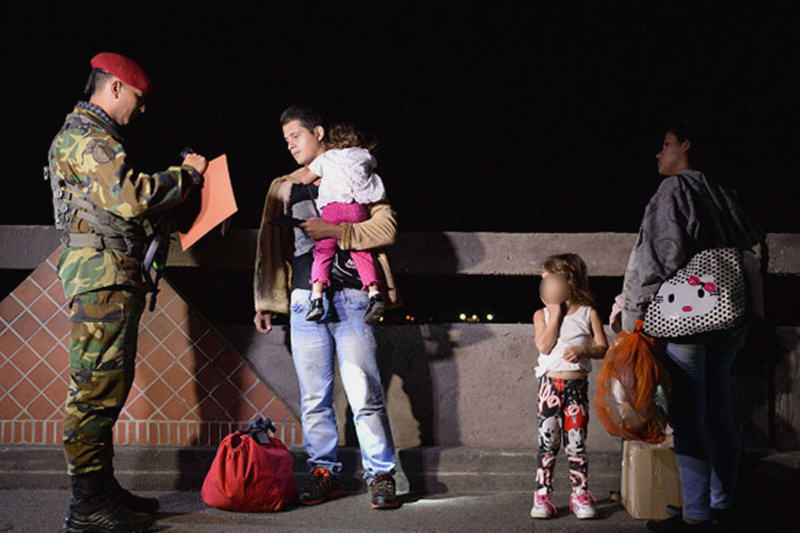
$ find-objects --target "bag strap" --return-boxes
[306,183,321,217]
[242,417,277,445]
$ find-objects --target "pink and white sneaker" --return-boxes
[569,490,597,519]
[529,492,558,519]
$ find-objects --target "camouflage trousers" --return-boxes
[63,287,145,476]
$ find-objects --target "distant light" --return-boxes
[486,313,494,321]
[471,314,478,320]
[459,313,467,321]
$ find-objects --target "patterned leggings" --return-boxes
[536,375,590,493]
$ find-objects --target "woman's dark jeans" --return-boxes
[664,331,745,522]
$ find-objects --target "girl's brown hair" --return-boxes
[325,123,377,151]
[541,253,596,307]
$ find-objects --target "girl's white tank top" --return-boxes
[535,305,594,378]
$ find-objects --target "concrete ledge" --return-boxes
[1,226,798,275]
[169,230,800,276]
[0,225,61,269]
[0,445,620,496]
[3,445,797,503]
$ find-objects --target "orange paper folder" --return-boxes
[179,154,237,251]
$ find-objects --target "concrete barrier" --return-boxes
[224,321,800,451]
[1,226,798,451]
[226,323,621,450]
[2,226,799,275]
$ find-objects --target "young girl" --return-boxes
[291,123,386,324]
[530,253,608,520]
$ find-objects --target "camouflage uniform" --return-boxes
[48,101,193,476]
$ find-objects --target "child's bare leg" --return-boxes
[367,282,380,298]
[311,281,324,299]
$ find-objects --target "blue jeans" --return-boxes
[290,288,397,481]
[664,338,742,521]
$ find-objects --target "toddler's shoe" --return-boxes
[364,294,385,324]
[306,298,324,321]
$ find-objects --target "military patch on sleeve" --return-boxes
[84,139,116,165]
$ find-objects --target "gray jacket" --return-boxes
[621,170,763,332]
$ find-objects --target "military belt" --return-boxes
[66,232,143,257]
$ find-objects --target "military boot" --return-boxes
[63,471,154,532]
[103,468,160,514]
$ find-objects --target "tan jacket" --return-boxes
[254,174,400,314]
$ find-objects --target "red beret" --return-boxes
[90,52,151,94]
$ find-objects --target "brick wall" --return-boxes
[0,250,301,447]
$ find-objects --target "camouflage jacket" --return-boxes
[49,102,193,299]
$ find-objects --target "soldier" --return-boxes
[47,52,207,532]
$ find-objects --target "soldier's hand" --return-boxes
[182,153,208,175]
[254,310,273,334]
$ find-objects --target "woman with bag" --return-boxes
[621,123,763,532]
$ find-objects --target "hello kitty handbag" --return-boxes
[643,247,747,338]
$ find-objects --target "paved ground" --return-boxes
[0,450,797,531]
[0,486,799,533]
[0,489,649,533]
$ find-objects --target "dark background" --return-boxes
[2,2,798,323]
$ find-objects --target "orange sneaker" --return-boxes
[299,467,341,505]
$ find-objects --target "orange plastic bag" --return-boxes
[594,321,670,443]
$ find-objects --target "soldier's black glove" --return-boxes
[180,146,205,189]
[187,167,205,188]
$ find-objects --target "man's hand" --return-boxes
[299,217,344,241]
[562,345,585,363]
[254,310,273,334]
[290,167,320,185]
[182,153,208,175]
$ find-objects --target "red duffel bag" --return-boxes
[201,417,297,511]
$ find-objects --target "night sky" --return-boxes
[1,2,798,323]
[2,2,798,232]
